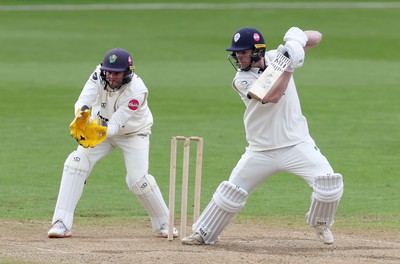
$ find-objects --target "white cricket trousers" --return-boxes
[228,138,334,193]
[83,134,150,186]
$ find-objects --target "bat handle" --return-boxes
[283,51,290,58]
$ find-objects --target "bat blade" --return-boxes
[247,52,291,101]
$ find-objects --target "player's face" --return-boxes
[105,71,125,88]
[236,49,253,70]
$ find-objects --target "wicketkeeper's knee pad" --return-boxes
[192,181,248,244]
[307,173,343,227]
[63,149,91,178]
[130,174,169,231]
[52,149,90,229]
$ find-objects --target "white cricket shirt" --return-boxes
[231,50,310,151]
[74,65,153,137]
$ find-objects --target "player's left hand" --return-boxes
[283,27,308,47]
[78,118,108,148]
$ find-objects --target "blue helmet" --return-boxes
[100,48,135,91]
[226,27,266,71]
[226,27,266,52]
[100,48,135,72]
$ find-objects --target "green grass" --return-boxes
[0,2,399,231]
[1,0,394,4]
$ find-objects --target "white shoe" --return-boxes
[47,220,72,238]
[314,225,334,244]
[159,223,178,238]
[181,233,205,245]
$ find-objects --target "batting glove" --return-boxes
[283,27,308,47]
[277,41,305,72]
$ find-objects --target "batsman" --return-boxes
[48,48,177,239]
[182,27,343,245]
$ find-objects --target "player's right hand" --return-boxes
[69,105,90,141]
[278,41,305,70]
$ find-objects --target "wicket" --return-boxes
[168,136,203,241]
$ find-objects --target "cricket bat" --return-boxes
[247,52,291,101]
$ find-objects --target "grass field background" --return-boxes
[0,1,399,231]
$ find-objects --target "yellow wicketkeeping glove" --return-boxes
[69,105,91,141]
[78,118,108,148]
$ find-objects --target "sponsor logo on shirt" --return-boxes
[128,99,139,111]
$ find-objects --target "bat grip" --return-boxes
[283,51,290,58]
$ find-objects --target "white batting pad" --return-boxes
[131,174,169,231]
[51,150,90,229]
[307,174,343,227]
[192,181,248,244]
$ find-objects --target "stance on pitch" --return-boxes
[48,48,177,239]
[181,27,343,245]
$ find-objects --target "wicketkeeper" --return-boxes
[182,27,343,245]
[48,48,177,238]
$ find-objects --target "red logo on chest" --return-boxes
[128,99,139,111]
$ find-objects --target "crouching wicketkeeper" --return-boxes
[48,48,177,239]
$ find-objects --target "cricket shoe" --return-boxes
[305,212,334,244]
[47,220,72,238]
[314,224,334,245]
[181,232,204,245]
[159,223,178,238]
